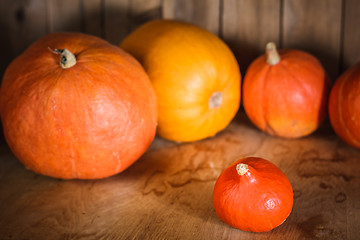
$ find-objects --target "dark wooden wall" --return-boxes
[0,0,359,81]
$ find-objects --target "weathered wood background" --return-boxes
[0,0,360,80]
[1,1,360,240]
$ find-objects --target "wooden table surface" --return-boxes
[0,111,359,240]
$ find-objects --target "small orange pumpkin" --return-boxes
[120,20,241,142]
[213,157,293,232]
[328,61,360,148]
[242,42,330,138]
[0,32,157,179]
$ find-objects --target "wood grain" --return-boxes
[0,0,48,76]
[128,0,162,32]
[163,0,220,35]
[342,0,360,70]
[82,0,103,37]
[1,1,360,239]
[282,0,342,81]
[222,0,281,75]
[103,0,129,45]
[0,112,359,239]
[47,0,82,32]
[0,0,356,78]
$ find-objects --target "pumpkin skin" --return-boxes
[243,42,330,138]
[120,20,241,142]
[328,61,360,148]
[213,157,293,232]
[0,32,157,179]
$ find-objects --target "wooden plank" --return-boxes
[82,0,103,37]
[128,0,162,32]
[47,0,82,32]
[347,178,360,239]
[342,0,360,70]
[282,0,342,81]
[222,0,281,75]
[103,0,129,45]
[104,0,162,45]
[0,112,360,239]
[163,0,220,35]
[48,0,104,38]
[0,0,48,76]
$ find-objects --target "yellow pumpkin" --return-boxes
[120,20,241,142]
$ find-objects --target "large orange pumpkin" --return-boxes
[243,42,330,138]
[0,32,157,179]
[328,61,360,148]
[120,20,241,142]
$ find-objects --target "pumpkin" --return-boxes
[328,61,360,148]
[242,42,330,138]
[120,20,241,142]
[213,157,293,232]
[0,32,157,179]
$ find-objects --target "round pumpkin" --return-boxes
[242,42,330,138]
[213,157,293,232]
[0,32,157,179]
[120,20,241,142]
[328,61,360,148]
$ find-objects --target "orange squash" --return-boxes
[213,157,293,232]
[243,42,330,138]
[0,32,157,179]
[120,20,241,142]
[328,61,360,148]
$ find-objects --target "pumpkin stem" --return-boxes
[49,47,77,69]
[266,42,280,65]
[236,163,249,176]
[209,92,222,108]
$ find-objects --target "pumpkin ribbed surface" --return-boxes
[243,43,330,138]
[329,61,360,148]
[121,20,241,142]
[0,32,157,179]
[213,157,293,232]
